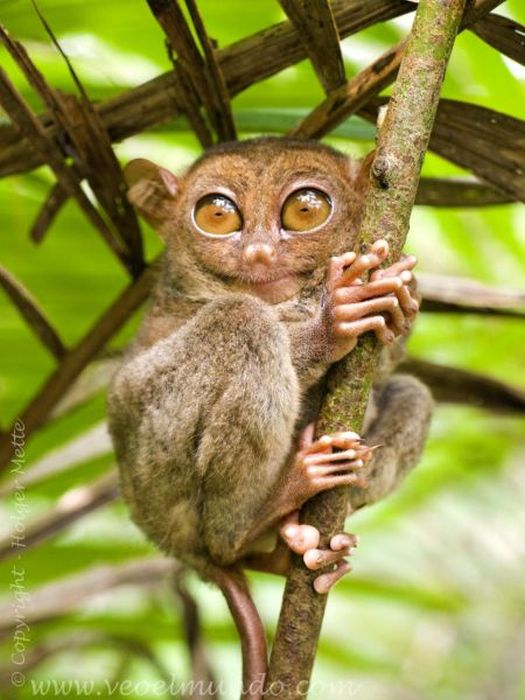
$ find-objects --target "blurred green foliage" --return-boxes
[0,2,524,699]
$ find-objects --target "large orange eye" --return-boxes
[281,188,332,232]
[194,194,242,236]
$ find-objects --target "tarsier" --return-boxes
[108,138,432,697]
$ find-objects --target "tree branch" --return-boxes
[277,0,345,93]
[0,471,118,563]
[266,1,467,696]
[418,273,525,318]
[0,263,66,360]
[401,358,525,414]
[0,263,156,475]
[0,556,175,633]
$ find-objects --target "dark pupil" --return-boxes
[296,191,322,212]
[211,196,234,216]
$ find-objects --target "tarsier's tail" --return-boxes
[212,566,268,700]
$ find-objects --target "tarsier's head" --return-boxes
[125,138,369,304]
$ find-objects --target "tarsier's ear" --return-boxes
[124,159,179,231]
[351,150,375,196]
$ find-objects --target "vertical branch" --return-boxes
[266,0,467,696]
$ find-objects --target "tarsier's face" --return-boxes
[126,138,366,303]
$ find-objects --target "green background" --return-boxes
[0,2,524,698]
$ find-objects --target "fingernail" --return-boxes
[374,240,388,255]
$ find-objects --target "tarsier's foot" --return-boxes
[279,511,357,594]
[284,423,373,510]
[325,238,419,362]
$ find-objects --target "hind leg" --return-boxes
[197,294,301,565]
[349,374,433,510]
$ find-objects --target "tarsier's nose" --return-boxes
[242,242,277,267]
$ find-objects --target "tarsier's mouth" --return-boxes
[237,274,303,304]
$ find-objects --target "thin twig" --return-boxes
[415,177,514,207]
[418,273,525,317]
[29,181,69,243]
[0,422,112,498]
[173,572,219,698]
[289,39,406,139]
[185,0,237,140]
[472,13,525,66]
[0,264,66,360]
[0,264,156,474]
[278,0,345,93]
[147,0,236,142]
[401,358,525,414]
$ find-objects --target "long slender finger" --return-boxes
[312,471,367,490]
[330,430,361,442]
[397,284,419,316]
[335,240,388,288]
[335,316,394,345]
[333,277,403,305]
[370,239,389,258]
[314,561,352,594]
[334,275,418,324]
[334,296,406,334]
[328,435,363,451]
[331,533,358,550]
[300,431,358,456]
[298,423,316,450]
[304,449,359,466]
[328,252,357,289]
[308,460,365,478]
[299,435,332,457]
[304,547,349,571]
[336,252,384,288]
[371,254,417,281]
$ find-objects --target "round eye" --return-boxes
[194,194,242,236]
[281,188,332,232]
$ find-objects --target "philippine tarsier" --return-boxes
[107,137,432,695]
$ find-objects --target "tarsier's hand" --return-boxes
[323,239,419,363]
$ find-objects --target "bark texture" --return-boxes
[266,1,468,696]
